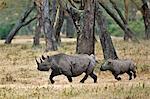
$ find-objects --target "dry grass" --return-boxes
[0,37,150,99]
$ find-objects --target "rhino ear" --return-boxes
[107,59,112,65]
[42,55,46,60]
[47,56,50,59]
[108,61,111,65]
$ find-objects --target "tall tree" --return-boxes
[5,3,36,44]
[76,0,95,55]
[109,0,130,41]
[33,0,43,46]
[54,0,65,45]
[124,0,129,21]
[66,7,83,54]
[141,0,150,39]
[99,1,139,42]
[66,13,75,38]
[51,0,57,27]
[129,0,150,39]
[96,3,118,60]
[42,0,58,51]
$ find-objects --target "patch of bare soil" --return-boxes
[0,72,149,89]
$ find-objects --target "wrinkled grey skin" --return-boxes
[100,59,137,80]
[36,53,97,84]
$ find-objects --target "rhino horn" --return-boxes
[42,55,46,60]
[47,55,50,59]
[35,58,40,66]
[40,58,43,63]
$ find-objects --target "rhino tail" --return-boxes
[135,65,137,70]
[133,63,137,69]
[90,54,95,59]
[90,54,99,63]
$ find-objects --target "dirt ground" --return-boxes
[0,37,150,99]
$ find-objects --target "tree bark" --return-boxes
[66,7,83,53]
[142,0,150,39]
[96,4,118,60]
[66,7,81,37]
[5,3,36,44]
[51,0,57,27]
[42,0,58,51]
[54,2,64,45]
[76,0,95,55]
[124,0,129,21]
[66,13,75,38]
[33,1,43,46]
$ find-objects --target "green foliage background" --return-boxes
[0,0,145,39]
[0,0,35,39]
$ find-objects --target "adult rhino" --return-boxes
[100,59,137,80]
[35,53,97,84]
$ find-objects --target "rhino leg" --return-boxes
[113,73,121,81]
[80,74,88,83]
[127,71,132,80]
[89,72,97,83]
[49,71,60,84]
[67,76,72,82]
[61,70,73,82]
[131,69,137,78]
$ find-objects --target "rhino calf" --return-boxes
[100,59,137,80]
[36,53,97,84]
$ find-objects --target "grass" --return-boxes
[0,37,150,99]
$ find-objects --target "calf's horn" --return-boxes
[35,58,40,65]
[42,55,46,60]
[47,55,49,59]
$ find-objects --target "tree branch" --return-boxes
[22,16,37,26]
[20,3,36,22]
[98,1,139,42]
[109,0,127,24]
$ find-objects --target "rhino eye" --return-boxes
[42,64,47,66]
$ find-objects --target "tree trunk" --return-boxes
[5,3,36,44]
[76,0,95,55]
[96,4,118,60]
[124,0,129,21]
[42,0,58,51]
[54,2,64,45]
[66,7,81,37]
[51,0,57,27]
[33,1,43,46]
[124,0,130,40]
[66,7,83,53]
[109,0,135,41]
[99,1,139,42]
[142,0,150,39]
[66,13,75,38]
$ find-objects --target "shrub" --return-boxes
[128,19,145,38]
[0,24,14,39]
[108,23,124,37]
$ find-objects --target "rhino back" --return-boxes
[51,54,71,69]
[69,55,92,76]
[50,54,95,76]
[111,60,132,72]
